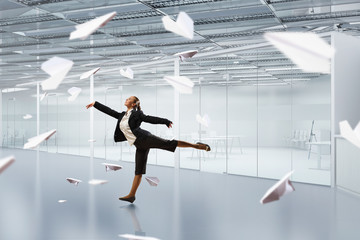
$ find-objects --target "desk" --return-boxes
[306,141,331,170]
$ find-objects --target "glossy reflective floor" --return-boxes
[1,148,360,240]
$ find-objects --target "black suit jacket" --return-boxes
[93,101,171,142]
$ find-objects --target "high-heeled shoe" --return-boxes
[196,142,211,152]
[119,196,136,203]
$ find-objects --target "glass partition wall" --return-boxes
[1,50,331,186]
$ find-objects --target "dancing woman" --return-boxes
[86,96,210,203]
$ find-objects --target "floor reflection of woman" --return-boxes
[86,96,210,203]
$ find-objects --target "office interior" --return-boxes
[1,0,360,239]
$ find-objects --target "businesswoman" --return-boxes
[86,96,210,203]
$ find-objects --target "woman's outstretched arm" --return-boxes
[86,101,121,119]
[139,111,172,128]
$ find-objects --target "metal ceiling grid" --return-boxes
[1,0,360,90]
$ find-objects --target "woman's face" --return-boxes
[124,96,136,108]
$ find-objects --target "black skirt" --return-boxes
[133,134,178,175]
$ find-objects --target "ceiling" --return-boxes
[1,0,360,91]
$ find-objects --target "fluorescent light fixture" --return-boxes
[283,78,310,81]
[16,82,39,87]
[211,66,257,71]
[265,67,301,71]
[13,32,25,36]
[151,56,163,60]
[2,88,29,93]
[311,26,329,31]
[232,74,273,78]
[264,32,334,74]
[181,71,216,75]
[252,82,289,86]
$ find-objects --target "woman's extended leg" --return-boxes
[119,147,149,203]
[177,140,210,151]
[120,174,142,200]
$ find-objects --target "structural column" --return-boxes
[174,58,180,169]
[0,90,2,147]
[90,75,94,167]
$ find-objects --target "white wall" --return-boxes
[332,32,360,133]
[332,32,360,188]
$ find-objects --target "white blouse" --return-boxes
[119,109,137,146]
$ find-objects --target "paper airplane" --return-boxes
[66,177,82,186]
[41,57,74,90]
[88,139,96,142]
[67,87,82,101]
[145,177,159,187]
[80,67,100,80]
[40,92,48,101]
[102,163,123,172]
[23,114,32,120]
[264,32,334,74]
[120,67,134,79]
[0,156,15,174]
[164,76,194,94]
[196,114,210,127]
[24,129,57,149]
[58,200,67,203]
[88,179,108,185]
[260,171,295,204]
[69,11,116,40]
[119,234,160,240]
[174,50,198,61]
[162,11,194,39]
[339,120,360,149]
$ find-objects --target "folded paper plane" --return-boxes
[0,156,15,174]
[264,32,334,74]
[88,179,108,185]
[120,67,134,79]
[58,200,67,203]
[88,139,96,142]
[164,76,194,94]
[119,234,160,240]
[145,177,159,187]
[196,114,210,127]
[162,11,194,39]
[23,114,32,120]
[260,171,295,204]
[339,120,360,149]
[66,177,82,186]
[68,87,82,102]
[24,129,57,149]
[80,67,100,80]
[69,12,116,40]
[41,57,74,90]
[102,163,123,172]
[174,50,198,61]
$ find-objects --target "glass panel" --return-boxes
[257,69,292,179]
[227,83,258,176]
[200,68,227,174]
[104,87,122,161]
[46,93,58,153]
[179,61,200,171]
[291,74,331,185]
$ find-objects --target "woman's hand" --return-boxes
[168,122,173,128]
[86,102,95,109]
